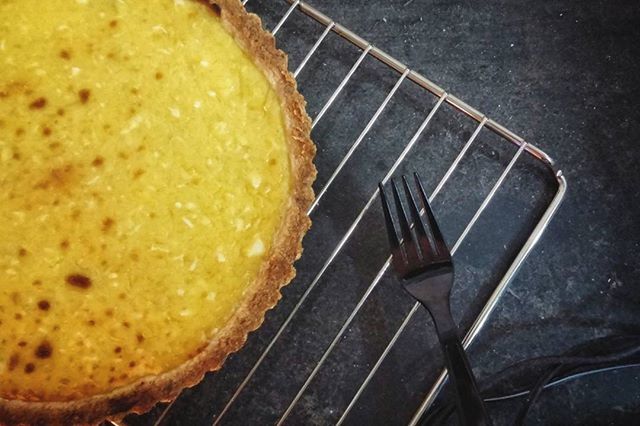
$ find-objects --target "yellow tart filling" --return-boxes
[0,0,290,401]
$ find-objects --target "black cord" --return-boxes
[421,334,640,426]
[481,334,640,397]
[514,335,640,425]
[484,363,640,402]
[422,362,640,425]
[513,363,563,425]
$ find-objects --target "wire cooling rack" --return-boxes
[113,1,567,425]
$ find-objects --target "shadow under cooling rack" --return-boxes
[116,1,567,425]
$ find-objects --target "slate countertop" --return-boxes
[125,1,640,425]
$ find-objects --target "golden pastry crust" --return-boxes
[0,0,315,424]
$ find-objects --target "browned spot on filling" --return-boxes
[109,19,118,28]
[35,341,53,359]
[60,240,70,250]
[49,142,61,151]
[114,346,122,354]
[155,71,164,80]
[78,89,91,104]
[12,152,21,160]
[42,126,52,137]
[87,320,96,326]
[29,97,47,110]
[102,217,115,232]
[118,151,128,160]
[105,308,114,317]
[10,292,20,304]
[24,363,35,374]
[18,341,27,347]
[71,209,81,220]
[132,169,145,179]
[136,333,144,343]
[92,156,105,167]
[37,300,50,311]
[57,108,65,116]
[66,274,92,289]
[35,164,75,191]
[130,88,139,95]
[129,361,136,368]
[59,50,71,60]
[32,280,42,286]
[14,313,23,320]
[15,127,25,136]
[18,248,27,257]
[122,321,130,328]
[8,354,20,371]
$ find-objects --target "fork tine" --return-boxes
[391,179,421,268]
[401,175,429,241]
[379,183,401,253]
[402,175,433,263]
[380,182,410,275]
[390,179,412,245]
[414,172,451,260]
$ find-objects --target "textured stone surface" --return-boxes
[123,1,640,425]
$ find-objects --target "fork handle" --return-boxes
[426,302,490,426]
[440,335,490,426]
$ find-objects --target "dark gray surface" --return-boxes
[124,1,640,425]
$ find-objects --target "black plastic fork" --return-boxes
[380,174,490,426]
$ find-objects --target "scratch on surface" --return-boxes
[507,288,522,301]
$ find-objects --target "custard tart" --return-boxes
[0,0,315,423]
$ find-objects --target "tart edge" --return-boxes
[0,0,316,424]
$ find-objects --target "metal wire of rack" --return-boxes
[111,0,567,425]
